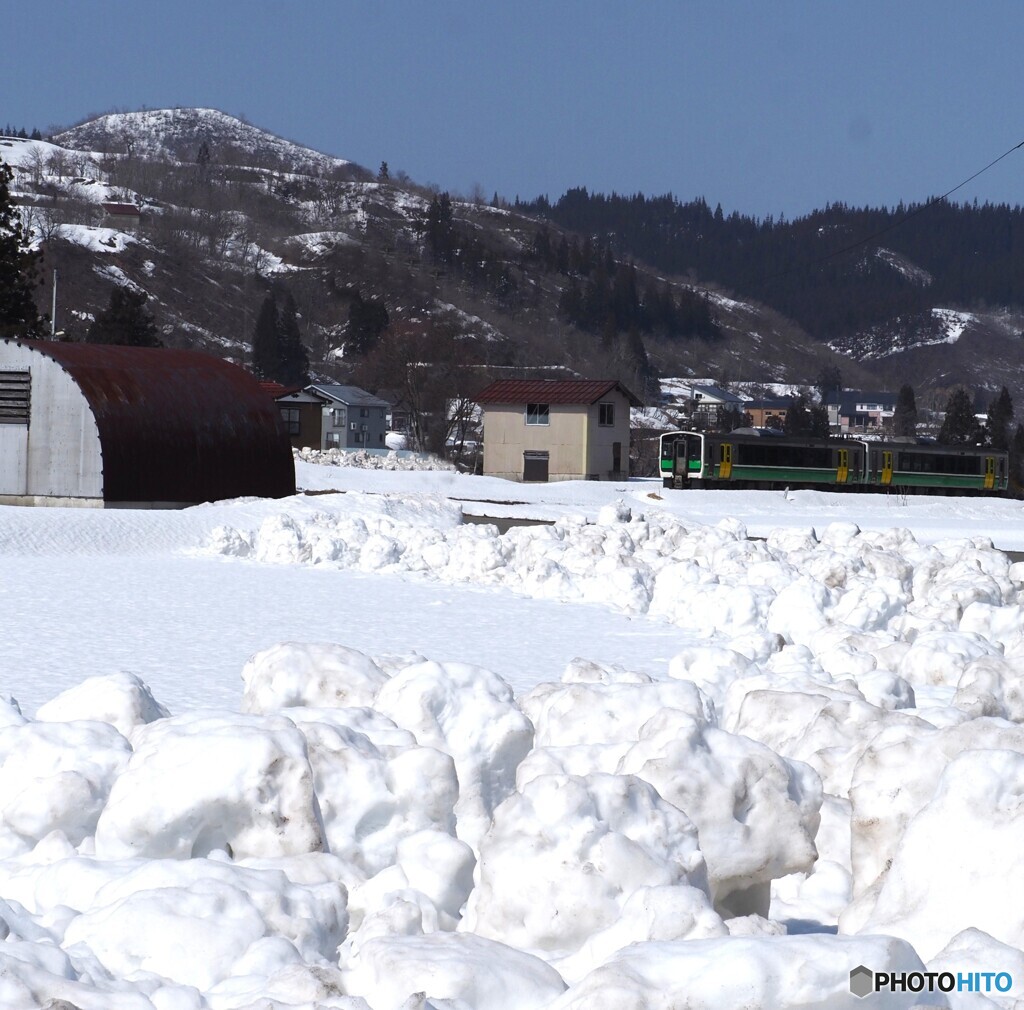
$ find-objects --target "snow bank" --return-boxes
[545,934,936,1010]
[6,487,1024,1006]
[295,446,457,472]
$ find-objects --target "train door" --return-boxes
[984,456,996,490]
[836,448,849,484]
[719,443,733,479]
[673,438,688,483]
[880,450,893,485]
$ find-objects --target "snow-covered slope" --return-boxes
[54,107,358,175]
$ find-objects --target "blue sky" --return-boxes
[8,1,1024,219]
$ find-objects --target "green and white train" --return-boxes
[660,429,1009,494]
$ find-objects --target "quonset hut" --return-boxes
[0,339,295,507]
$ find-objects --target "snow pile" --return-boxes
[295,446,457,471]
[203,505,1023,662]
[5,486,1024,1006]
[2,610,1021,1008]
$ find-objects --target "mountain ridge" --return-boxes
[5,107,1022,422]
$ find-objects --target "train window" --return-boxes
[735,443,830,468]
[898,452,981,475]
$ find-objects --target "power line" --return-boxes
[765,138,1024,284]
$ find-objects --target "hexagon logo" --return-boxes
[850,965,874,999]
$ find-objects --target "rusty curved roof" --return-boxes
[19,340,295,503]
[474,378,643,407]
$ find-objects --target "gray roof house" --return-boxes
[307,384,391,450]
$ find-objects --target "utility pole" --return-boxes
[50,269,57,338]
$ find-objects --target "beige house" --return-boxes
[475,379,642,482]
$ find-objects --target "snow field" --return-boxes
[1,493,1024,1006]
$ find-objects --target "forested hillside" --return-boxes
[3,107,1023,437]
[519,190,1024,340]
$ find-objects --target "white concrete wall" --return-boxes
[0,344,102,500]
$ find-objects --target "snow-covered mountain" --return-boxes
[8,105,1020,407]
[53,107,361,177]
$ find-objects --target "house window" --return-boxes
[279,407,300,436]
[331,408,346,427]
[353,431,365,444]
[379,408,385,419]
[598,402,615,426]
[360,407,369,418]
[526,403,549,426]
[325,432,341,448]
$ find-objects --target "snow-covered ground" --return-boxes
[1,457,1023,1008]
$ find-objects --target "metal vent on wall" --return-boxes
[0,371,30,424]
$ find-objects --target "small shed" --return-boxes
[475,378,642,482]
[101,202,144,233]
[0,339,295,507]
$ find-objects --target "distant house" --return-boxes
[828,391,897,433]
[0,339,294,506]
[661,383,746,430]
[376,387,412,435]
[264,383,328,450]
[475,378,642,482]
[101,202,143,233]
[307,384,391,450]
[742,398,790,429]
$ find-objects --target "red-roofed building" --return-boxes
[475,378,642,482]
[101,202,143,233]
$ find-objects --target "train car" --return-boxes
[866,442,1007,493]
[662,429,864,490]
[660,429,1008,494]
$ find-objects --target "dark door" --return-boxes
[523,450,549,482]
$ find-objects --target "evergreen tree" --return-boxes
[892,384,918,437]
[425,192,454,264]
[784,393,814,435]
[809,403,831,438]
[347,291,390,357]
[276,292,310,386]
[251,290,310,385]
[815,365,842,404]
[1011,423,1024,496]
[251,293,280,381]
[0,160,45,339]
[938,387,982,445]
[985,386,1014,450]
[85,286,161,347]
[378,161,389,181]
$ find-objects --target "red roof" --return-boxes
[102,203,142,216]
[18,340,295,503]
[474,379,642,407]
[259,381,303,399]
